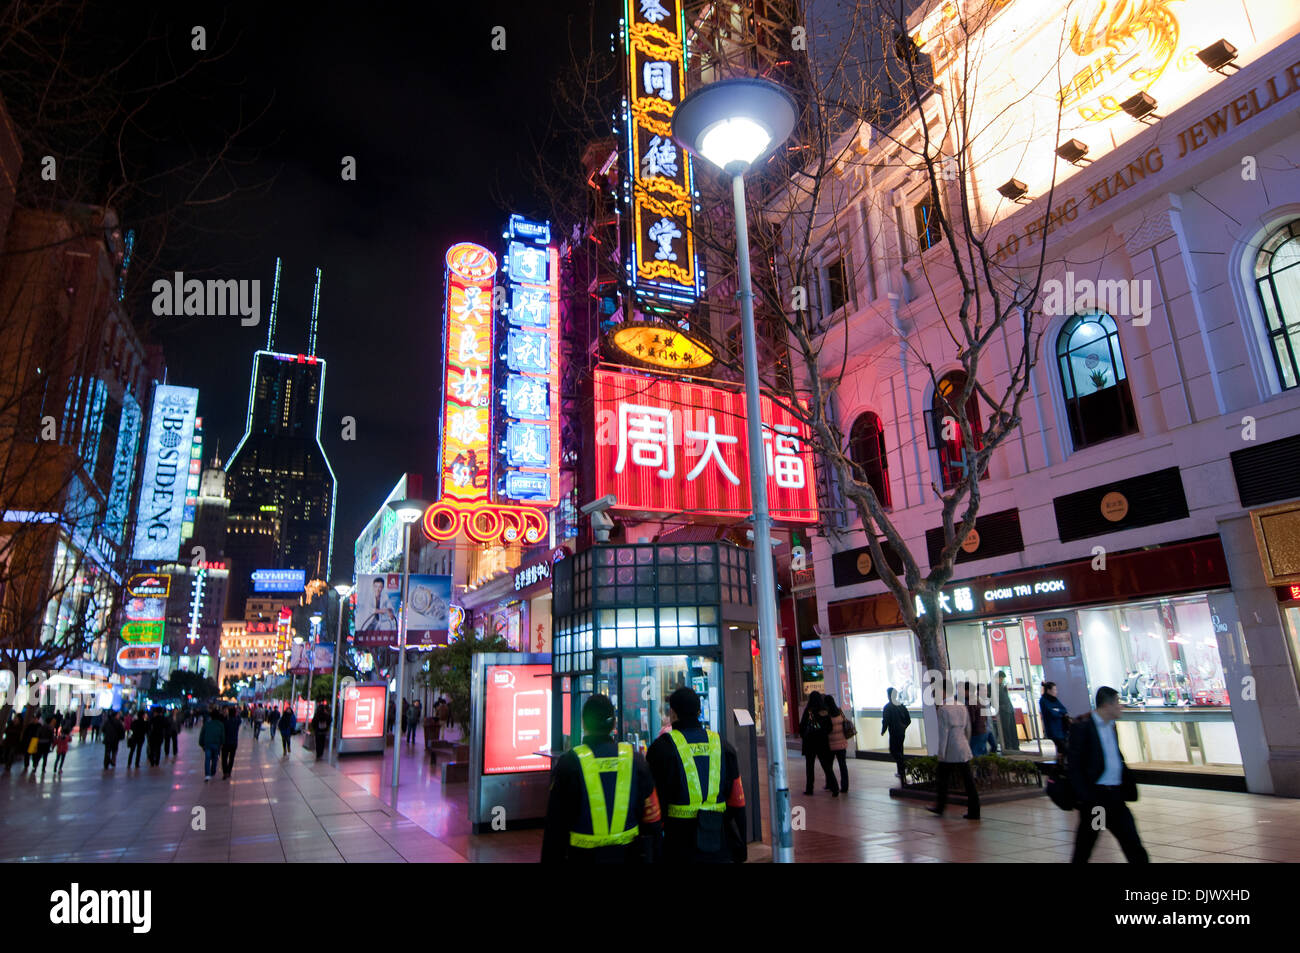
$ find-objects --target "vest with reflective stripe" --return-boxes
[569,742,638,848]
[665,729,725,818]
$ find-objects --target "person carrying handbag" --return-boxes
[824,696,854,794]
[799,692,839,796]
[1067,686,1148,863]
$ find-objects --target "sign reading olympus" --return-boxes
[132,385,199,562]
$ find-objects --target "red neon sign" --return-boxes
[592,368,818,523]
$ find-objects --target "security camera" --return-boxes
[580,494,618,515]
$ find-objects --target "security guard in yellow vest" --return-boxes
[541,694,662,862]
[647,686,747,863]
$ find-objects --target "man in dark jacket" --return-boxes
[647,687,746,863]
[1039,682,1070,763]
[310,702,331,760]
[1067,686,1148,863]
[221,707,241,779]
[880,688,912,787]
[101,712,124,769]
[146,709,167,766]
[542,694,662,863]
[279,705,296,756]
[126,710,148,767]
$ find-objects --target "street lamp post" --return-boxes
[672,76,799,864]
[329,583,352,758]
[387,498,428,789]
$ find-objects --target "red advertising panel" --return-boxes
[483,664,551,774]
[294,698,313,726]
[341,684,386,740]
[1024,617,1042,666]
[593,368,817,523]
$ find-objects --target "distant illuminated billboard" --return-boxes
[132,384,199,562]
[252,568,306,593]
[104,393,142,546]
[121,572,167,645]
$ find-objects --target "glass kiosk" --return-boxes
[551,541,763,843]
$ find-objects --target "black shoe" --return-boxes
[804,789,814,795]
[926,806,943,815]
[831,789,839,797]
[963,814,980,820]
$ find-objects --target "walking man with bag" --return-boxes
[1067,686,1148,863]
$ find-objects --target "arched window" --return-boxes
[1057,312,1138,449]
[849,412,891,508]
[929,370,983,491]
[1255,220,1300,390]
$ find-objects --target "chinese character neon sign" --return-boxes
[593,368,818,523]
[623,0,699,307]
[440,243,497,503]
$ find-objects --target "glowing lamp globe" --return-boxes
[672,77,799,175]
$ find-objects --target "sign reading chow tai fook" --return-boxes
[593,368,818,523]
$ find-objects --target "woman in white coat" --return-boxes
[927,680,981,820]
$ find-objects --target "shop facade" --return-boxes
[828,537,1250,780]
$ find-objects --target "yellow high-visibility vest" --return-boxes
[665,729,725,819]
[569,742,637,848]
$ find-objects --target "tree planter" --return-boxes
[889,755,1046,805]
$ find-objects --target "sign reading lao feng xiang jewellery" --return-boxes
[132,384,199,562]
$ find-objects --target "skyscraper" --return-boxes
[224,261,337,614]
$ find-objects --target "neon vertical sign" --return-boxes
[623,0,700,308]
[497,215,560,506]
[440,242,497,503]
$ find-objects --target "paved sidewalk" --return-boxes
[4,725,1298,862]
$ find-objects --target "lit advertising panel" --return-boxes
[497,216,560,506]
[117,644,161,670]
[593,368,818,523]
[294,698,313,725]
[440,243,497,503]
[341,684,386,739]
[104,393,142,546]
[622,0,699,307]
[132,384,199,562]
[252,569,306,593]
[483,663,551,774]
[121,572,168,645]
[288,642,334,675]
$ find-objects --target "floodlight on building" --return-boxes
[997,178,1029,203]
[1196,39,1239,74]
[1119,91,1160,123]
[1055,139,1091,165]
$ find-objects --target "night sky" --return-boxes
[123,1,617,576]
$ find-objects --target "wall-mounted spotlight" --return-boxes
[1196,39,1239,74]
[1120,91,1160,123]
[997,178,1029,203]
[1055,138,1091,165]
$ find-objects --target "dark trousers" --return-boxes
[934,761,980,817]
[891,750,907,784]
[31,747,50,773]
[831,749,849,791]
[147,741,162,766]
[220,744,237,777]
[2,744,14,769]
[103,742,118,768]
[203,744,220,777]
[166,734,177,757]
[314,732,327,760]
[804,747,838,794]
[405,722,418,744]
[53,751,67,772]
[281,731,292,755]
[1072,789,1149,863]
[127,741,142,767]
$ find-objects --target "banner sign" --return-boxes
[353,573,452,647]
[622,0,699,307]
[132,384,199,562]
[104,393,142,546]
[288,642,334,675]
[252,569,306,593]
[440,243,497,503]
[592,368,818,523]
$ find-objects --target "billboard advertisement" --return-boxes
[288,642,334,675]
[352,474,417,574]
[252,569,306,593]
[104,393,143,546]
[482,663,551,775]
[592,368,819,523]
[353,573,452,647]
[340,684,387,740]
[132,384,199,562]
[121,572,168,646]
[117,644,161,670]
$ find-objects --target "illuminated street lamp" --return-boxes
[329,582,353,758]
[673,76,799,864]
[386,497,428,788]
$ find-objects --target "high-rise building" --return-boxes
[224,261,337,613]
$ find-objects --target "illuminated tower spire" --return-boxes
[266,257,282,350]
[308,267,322,356]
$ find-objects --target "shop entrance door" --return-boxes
[986,619,1045,753]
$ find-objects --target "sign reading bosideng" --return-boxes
[132,384,199,562]
[593,368,818,523]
